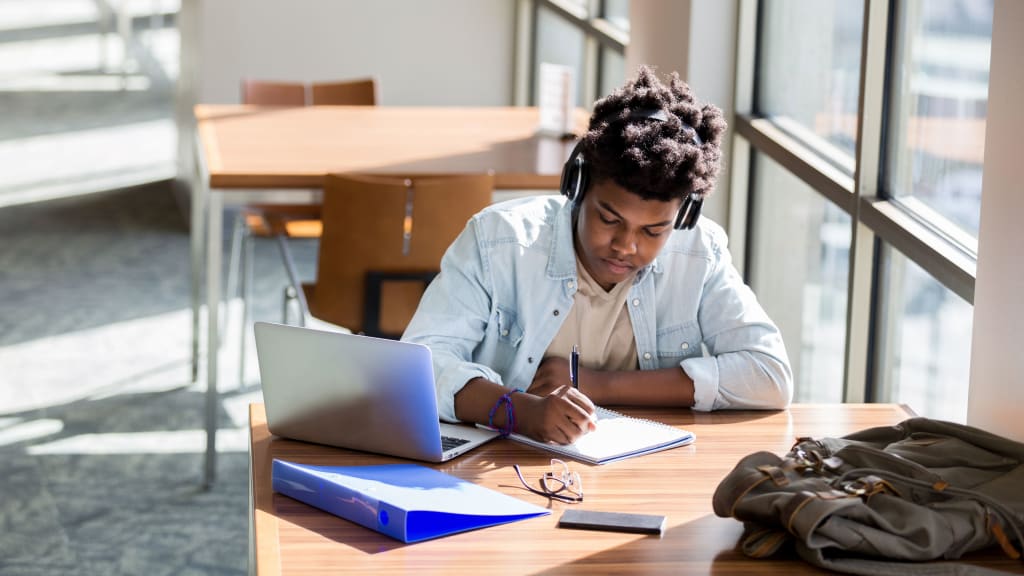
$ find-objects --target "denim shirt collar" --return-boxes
[546,200,577,280]
[545,198,662,284]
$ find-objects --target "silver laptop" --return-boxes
[253,322,498,462]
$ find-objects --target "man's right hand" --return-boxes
[455,378,598,445]
[516,385,597,444]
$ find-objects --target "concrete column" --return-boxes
[967,0,1024,441]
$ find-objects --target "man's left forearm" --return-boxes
[581,366,695,407]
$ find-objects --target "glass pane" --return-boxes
[599,47,624,99]
[561,0,591,17]
[885,0,993,239]
[603,0,630,33]
[876,245,973,422]
[535,5,586,107]
[757,0,864,164]
[749,153,851,403]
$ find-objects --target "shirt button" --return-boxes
[567,280,575,289]
[632,299,640,306]
[528,357,534,363]
[643,352,652,360]
[501,329,509,336]
[681,342,689,350]
[553,310,560,316]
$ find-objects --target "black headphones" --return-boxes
[560,108,705,231]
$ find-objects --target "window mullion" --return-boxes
[844,0,890,403]
[513,0,536,106]
[582,36,599,107]
[728,0,758,275]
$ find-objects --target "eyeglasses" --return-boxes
[513,459,584,503]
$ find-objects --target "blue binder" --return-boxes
[272,460,550,543]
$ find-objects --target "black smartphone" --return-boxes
[557,509,666,535]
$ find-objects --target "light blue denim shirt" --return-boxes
[402,195,792,422]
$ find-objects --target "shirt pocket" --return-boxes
[494,305,524,347]
[656,321,703,362]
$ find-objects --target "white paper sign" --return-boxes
[538,62,576,136]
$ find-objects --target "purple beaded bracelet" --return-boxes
[487,389,521,437]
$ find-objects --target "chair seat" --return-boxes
[262,212,323,239]
[247,205,322,237]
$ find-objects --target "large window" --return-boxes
[737,0,993,420]
[518,0,629,108]
[535,4,588,106]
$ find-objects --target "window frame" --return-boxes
[514,0,628,108]
[733,0,982,403]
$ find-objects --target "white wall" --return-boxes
[626,0,737,227]
[967,0,1024,442]
[191,0,515,106]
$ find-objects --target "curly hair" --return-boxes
[581,65,727,202]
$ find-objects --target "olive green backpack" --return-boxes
[713,418,1024,575]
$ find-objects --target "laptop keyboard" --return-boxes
[441,435,471,451]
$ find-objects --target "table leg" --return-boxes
[204,190,222,488]
[190,178,205,385]
[191,131,208,385]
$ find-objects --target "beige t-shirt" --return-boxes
[546,258,639,371]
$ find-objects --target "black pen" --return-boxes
[570,344,579,389]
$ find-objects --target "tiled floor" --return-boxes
[0,4,266,572]
[0,180,321,575]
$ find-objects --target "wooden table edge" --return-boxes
[250,404,282,576]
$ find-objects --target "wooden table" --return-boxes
[192,105,584,486]
[194,105,583,190]
[246,403,1024,574]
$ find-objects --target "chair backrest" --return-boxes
[309,173,493,336]
[241,80,308,106]
[310,77,378,106]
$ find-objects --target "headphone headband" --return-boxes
[560,107,705,230]
[628,108,668,122]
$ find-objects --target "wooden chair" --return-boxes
[228,77,380,384]
[240,79,308,106]
[237,76,379,240]
[280,173,494,338]
[310,77,378,106]
[236,76,380,233]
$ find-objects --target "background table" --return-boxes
[193,105,584,486]
[247,403,1024,575]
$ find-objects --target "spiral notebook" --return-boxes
[507,407,695,465]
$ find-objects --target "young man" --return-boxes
[402,66,792,445]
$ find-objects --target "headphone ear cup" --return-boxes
[575,156,588,202]
[560,142,586,201]
[674,194,703,230]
